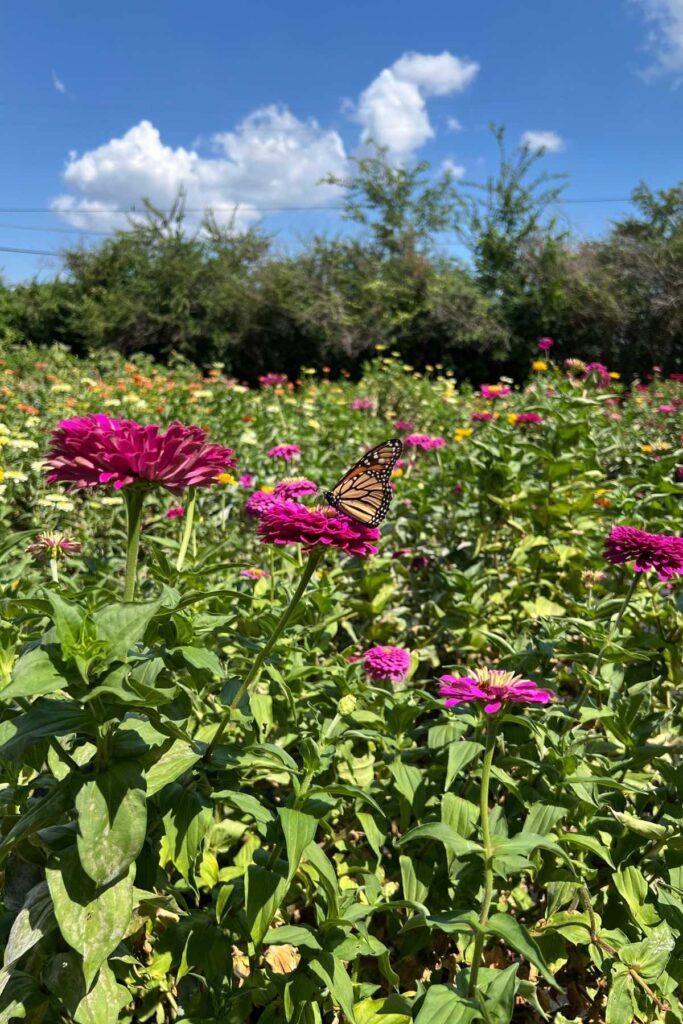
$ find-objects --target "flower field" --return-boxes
[0,341,681,1024]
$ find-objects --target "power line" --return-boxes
[0,222,116,237]
[0,245,61,257]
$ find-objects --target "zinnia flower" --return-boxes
[471,411,494,422]
[259,373,288,388]
[245,489,282,519]
[362,646,411,683]
[257,500,378,557]
[658,404,676,413]
[584,363,612,387]
[480,384,511,399]
[240,568,270,580]
[165,505,185,519]
[393,420,415,432]
[515,412,544,425]
[273,477,318,500]
[404,434,445,450]
[603,525,683,581]
[538,337,554,351]
[350,398,374,411]
[45,415,236,494]
[267,444,301,462]
[27,531,81,561]
[439,667,552,715]
[239,473,255,488]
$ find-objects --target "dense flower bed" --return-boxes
[0,342,681,1024]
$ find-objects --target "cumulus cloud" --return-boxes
[521,130,565,153]
[632,0,683,76]
[51,108,347,231]
[441,159,465,178]
[355,50,479,157]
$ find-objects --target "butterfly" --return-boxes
[323,438,403,527]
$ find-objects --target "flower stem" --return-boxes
[175,488,197,571]
[572,572,640,718]
[205,546,323,758]
[468,714,497,997]
[49,557,59,584]
[123,487,145,602]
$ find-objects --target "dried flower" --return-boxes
[257,500,378,557]
[603,525,683,581]
[439,667,552,715]
[27,531,81,561]
[46,415,235,494]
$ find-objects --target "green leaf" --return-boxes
[555,831,614,868]
[92,597,164,662]
[161,787,213,883]
[3,882,56,969]
[396,822,482,858]
[605,968,635,1024]
[0,699,90,759]
[46,849,134,988]
[45,591,85,653]
[353,996,411,1024]
[485,913,559,988]
[263,925,321,951]
[446,740,483,790]
[491,833,576,876]
[75,762,147,886]
[279,808,318,884]
[441,793,478,839]
[245,866,288,948]
[613,865,660,927]
[414,985,478,1024]
[145,741,201,796]
[1,646,68,700]
[308,952,357,1024]
[400,855,433,905]
[476,964,519,1024]
[178,645,223,677]
[618,922,674,983]
[523,804,566,836]
[520,596,565,618]
[44,952,127,1024]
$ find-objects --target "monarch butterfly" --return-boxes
[323,439,403,527]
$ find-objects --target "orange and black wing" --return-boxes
[324,439,402,527]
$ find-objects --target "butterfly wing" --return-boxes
[324,439,402,527]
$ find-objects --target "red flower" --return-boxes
[46,415,235,495]
[257,500,378,557]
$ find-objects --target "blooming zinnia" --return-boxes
[257,500,379,557]
[439,668,552,714]
[240,568,270,580]
[480,384,511,399]
[267,444,301,462]
[165,505,185,519]
[45,415,235,494]
[362,646,411,684]
[259,373,288,388]
[245,489,281,519]
[538,337,554,351]
[27,531,81,561]
[471,411,494,422]
[603,525,683,581]
[350,398,374,411]
[393,419,415,432]
[515,412,544,425]
[404,434,445,450]
[273,477,318,500]
[584,363,612,387]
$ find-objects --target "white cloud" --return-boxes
[521,130,565,153]
[355,50,479,157]
[52,71,66,94]
[633,0,683,76]
[441,159,465,178]
[51,108,347,231]
[446,116,463,132]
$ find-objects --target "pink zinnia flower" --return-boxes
[515,412,544,425]
[471,411,494,422]
[257,500,378,557]
[538,337,554,351]
[603,525,683,581]
[166,505,185,519]
[439,668,552,715]
[45,415,236,494]
[393,420,415,432]
[658,404,676,413]
[245,490,282,519]
[362,646,411,683]
[259,373,288,388]
[267,444,301,462]
[404,434,445,450]
[480,384,511,399]
[27,531,81,561]
[584,363,612,387]
[392,548,430,571]
[350,398,373,411]
[240,568,270,580]
[274,477,318,500]
[239,473,255,488]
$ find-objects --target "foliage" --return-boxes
[0,342,681,1022]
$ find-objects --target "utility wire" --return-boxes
[0,245,61,257]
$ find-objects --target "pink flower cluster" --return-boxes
[439,668,552,715]
[404,434,445,450]
[245,490,280,518]
[274,477,318,500]
[362,646,411,683]
[350,398,374,411]
[515,412,544,425]
[257,500,379,557]
[393,419,415,432]
[45,415,236,494]
[471,411,494,422]
[584,362,612,387]
[480,384,511,399]
[267,444,301,462]
[603,525,683,581]
[259,373,288,388]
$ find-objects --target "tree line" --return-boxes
[1,127,681,381]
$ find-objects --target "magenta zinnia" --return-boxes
[603,525,683,581]
[274,477,318,500]
[538,337,554,351]
[515,412,543,425]
[404,434,445,450]
[267,444,301,462]
[350,398,374,411]
[362,646,411,683]
[439,668,552,715]
[259,373,288,388]
[45,415,236,494]
[245,490,282,519]
[480,384,511,399]
[257,500,379,557]
[27,531,81,561]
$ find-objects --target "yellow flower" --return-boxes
[609,372,621,379]
[260,485,275,494]
[0,467,4,482]
[303,367,316,376]
[308,419,321,429]
[215,473,237,485]
[391,467,404,478]
[374,344,387,351]
[594,488,608,496]
[532,360,548,372]
[454,427,473,442]
[507,413,518,426]
[640,444,653,453]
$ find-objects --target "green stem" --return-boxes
[571,573,640,719]
[205,546,323,758]
[49,557,59,584]
[175,488,197,571]
[468,714,498,997]
[123,487,145,602]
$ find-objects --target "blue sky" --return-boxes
[2,0,683,280]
